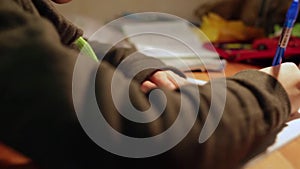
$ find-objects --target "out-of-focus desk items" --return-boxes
[122,13,226,72]
[198,12,300,67]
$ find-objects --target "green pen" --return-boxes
[75,36,99,62]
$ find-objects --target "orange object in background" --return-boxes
[200,13,265,43]
[0,142,39,169]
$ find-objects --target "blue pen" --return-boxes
[272,0,299,66]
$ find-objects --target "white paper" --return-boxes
[186,77,207,85]
[267,109,300,152]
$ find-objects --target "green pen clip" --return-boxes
[75,36,99,62]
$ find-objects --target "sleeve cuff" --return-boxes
[119,53,186,84]
[231,70,291,130]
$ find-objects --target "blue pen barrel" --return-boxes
[272,0,299,66]
[278,27,293,48]
[286,0,299,24]
[272,27,293,65]
[272,47,285,66]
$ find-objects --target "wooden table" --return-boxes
[0,62,299,169]
[244,136,300,169]
[184,61,261,81]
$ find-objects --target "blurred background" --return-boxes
[54,0,201,24]
[53,0,300,66]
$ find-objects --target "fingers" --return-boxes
[260,62,300,119]
[141,81,158,93]
[260,62,300,78]
[141,70,188,93]
[149,71,177,89]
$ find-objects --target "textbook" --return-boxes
[121,21,226,71]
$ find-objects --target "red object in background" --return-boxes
[212,37,300,63]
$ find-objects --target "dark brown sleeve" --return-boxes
[94,64,291,169]
[31,0,83,46]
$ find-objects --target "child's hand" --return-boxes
[141,70,188,93]
[260,62,300,121]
